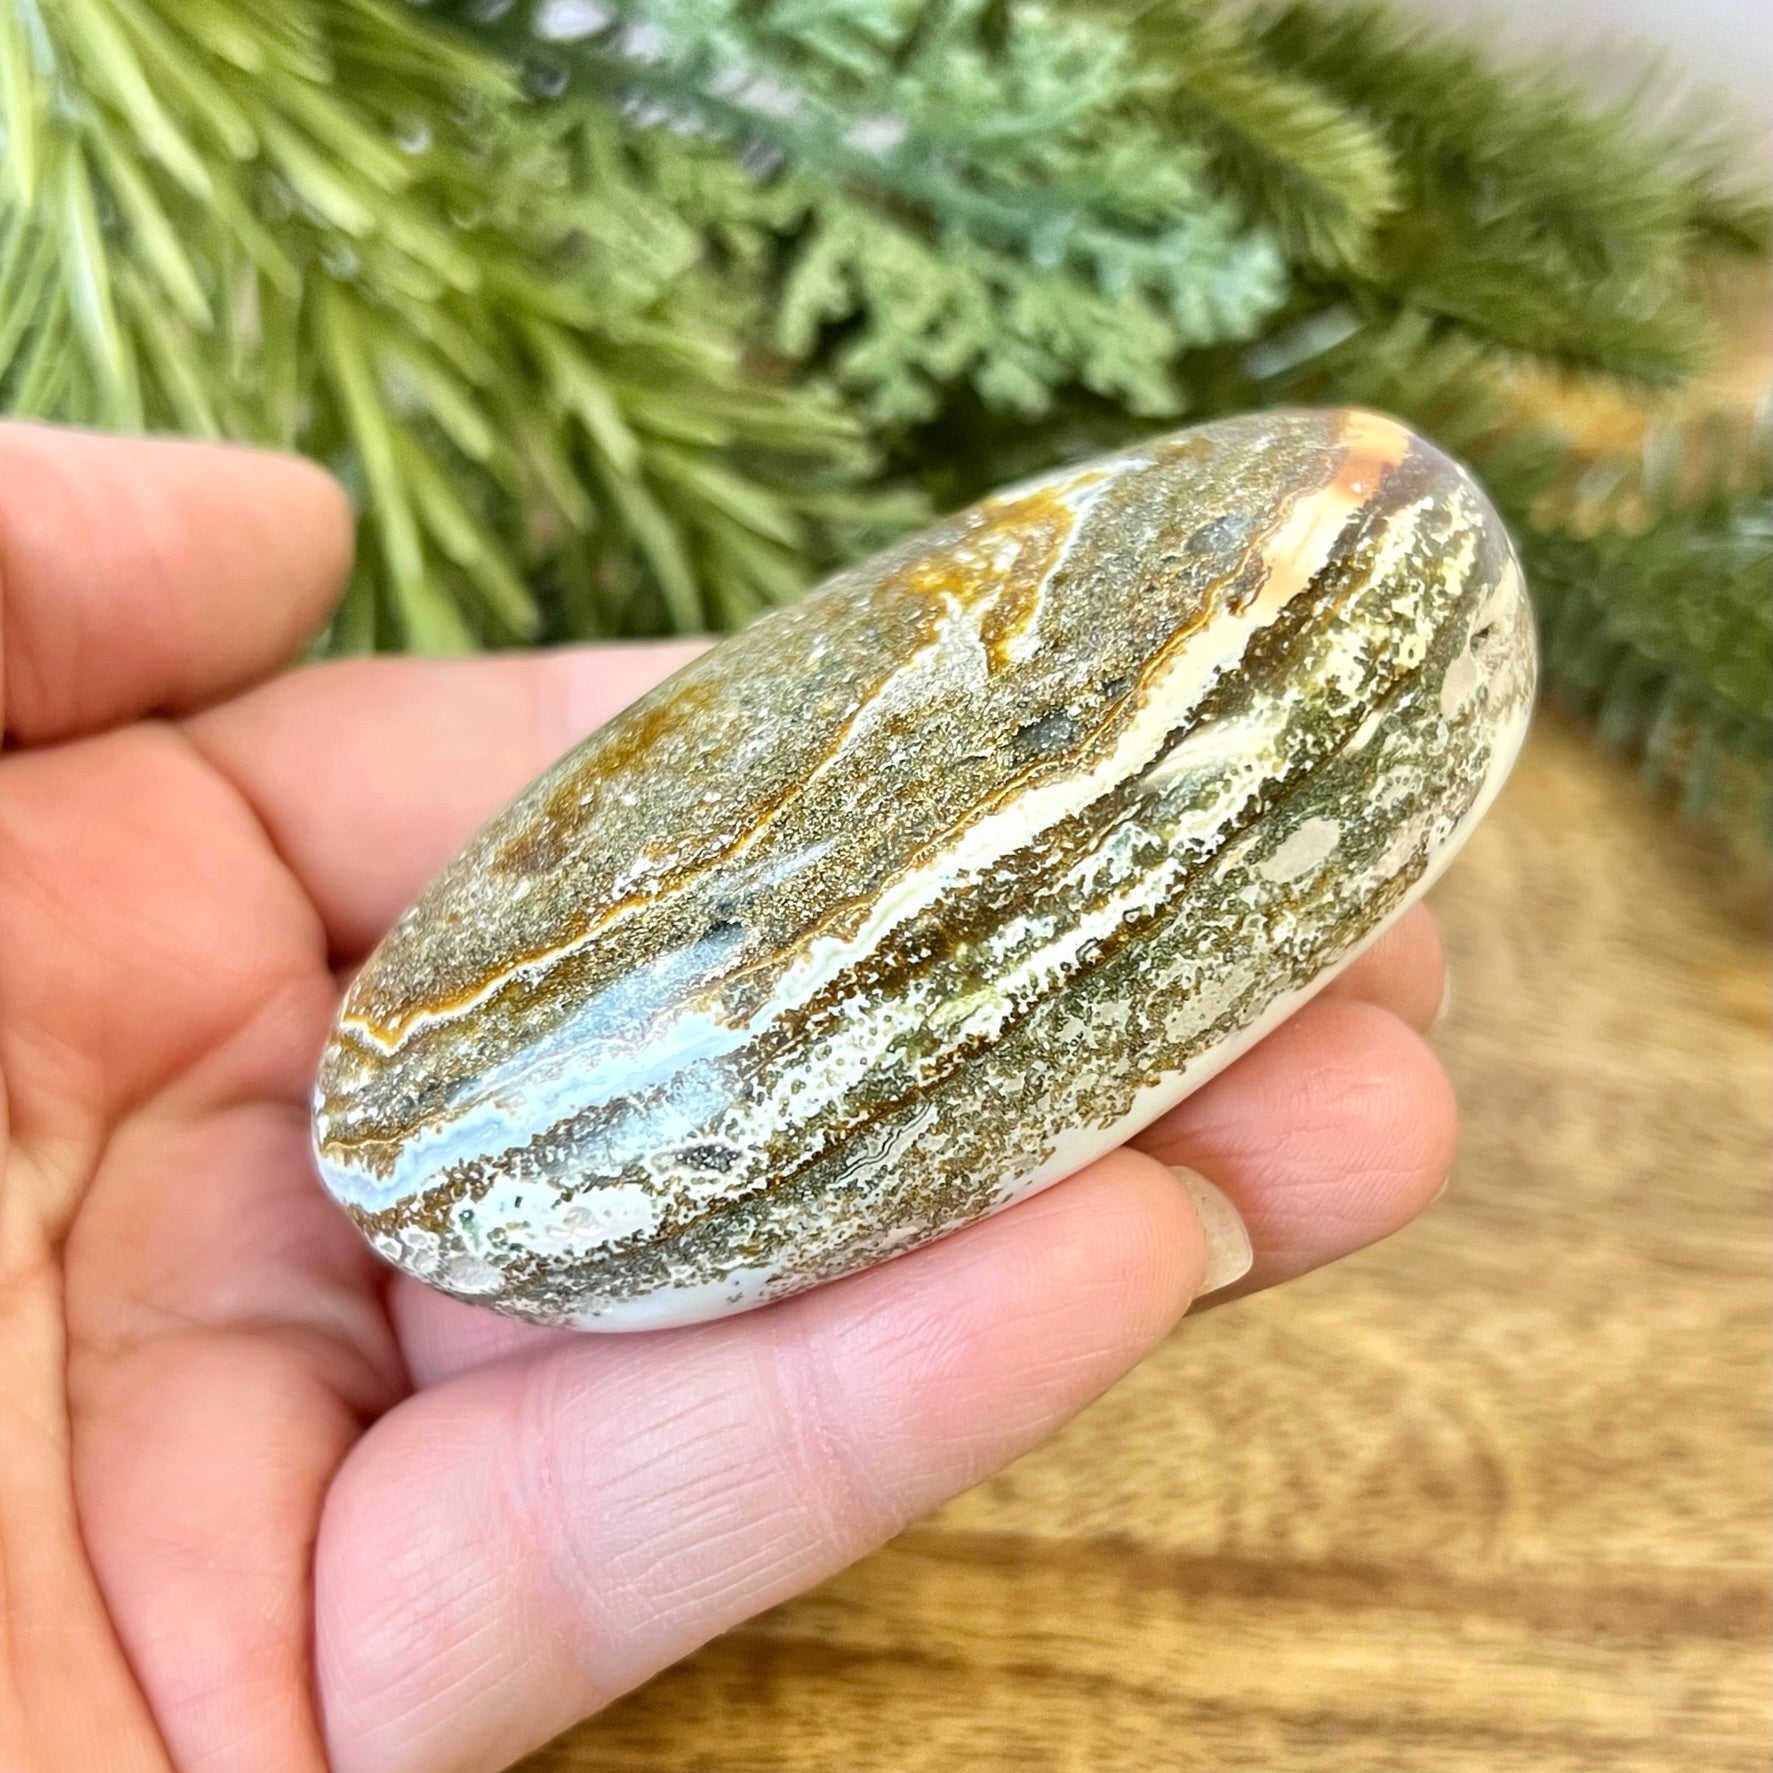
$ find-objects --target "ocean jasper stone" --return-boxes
[313,408,1535,1329]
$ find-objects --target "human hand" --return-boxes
[0,428,1454,1773]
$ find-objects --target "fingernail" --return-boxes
[1430,969,1454,1033]
[1169,1166,1254,1297]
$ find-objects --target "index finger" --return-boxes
[0,425,352,744]
[186,641,706,962]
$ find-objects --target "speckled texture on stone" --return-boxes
[312,408,1536,1329]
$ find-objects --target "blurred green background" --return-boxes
[0,0,1766,846]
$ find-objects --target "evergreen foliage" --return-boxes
[0,0,1765,842]
[0,0,896,643]
[1527,417,1772,854]
[459,0,1291,422]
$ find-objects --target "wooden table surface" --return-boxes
[527,708,1771,1773]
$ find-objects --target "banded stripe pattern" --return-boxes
[312,408,1536,1328]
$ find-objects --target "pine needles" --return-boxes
[1247,0,1728,384]
[1527,415,1772,853]
[0,0,893,646]
[458,0,1288,421]
[0,0,1767,845]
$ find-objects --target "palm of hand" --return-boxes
[0,430,1452,1773]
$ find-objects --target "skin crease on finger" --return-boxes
[0,427,1457,1773]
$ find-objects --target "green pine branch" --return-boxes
[437,0,1289,421]
[1527,419,1772,852]
[1251,1,1693,263]
[1111,0,1405,272]
[1,0,1767,852]
[1248,0,1753,384]
[0,0,892,648]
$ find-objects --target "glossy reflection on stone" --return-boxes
[312,408,1536,1329]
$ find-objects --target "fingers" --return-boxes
[1321,903,1447,1032]
[314,1150,1206,1773]
[1132,994,1457,1300]
[187,642,705,961]
[0,425,352,743]
[391,1276,572,1390]
[324,966,1455,1773]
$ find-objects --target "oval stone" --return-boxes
[313,409,1536,1329]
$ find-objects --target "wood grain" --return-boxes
[523,708,1771,1773]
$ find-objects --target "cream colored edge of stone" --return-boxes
[559,675,1535,1332]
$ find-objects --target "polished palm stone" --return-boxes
[312,408,1536,1329]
